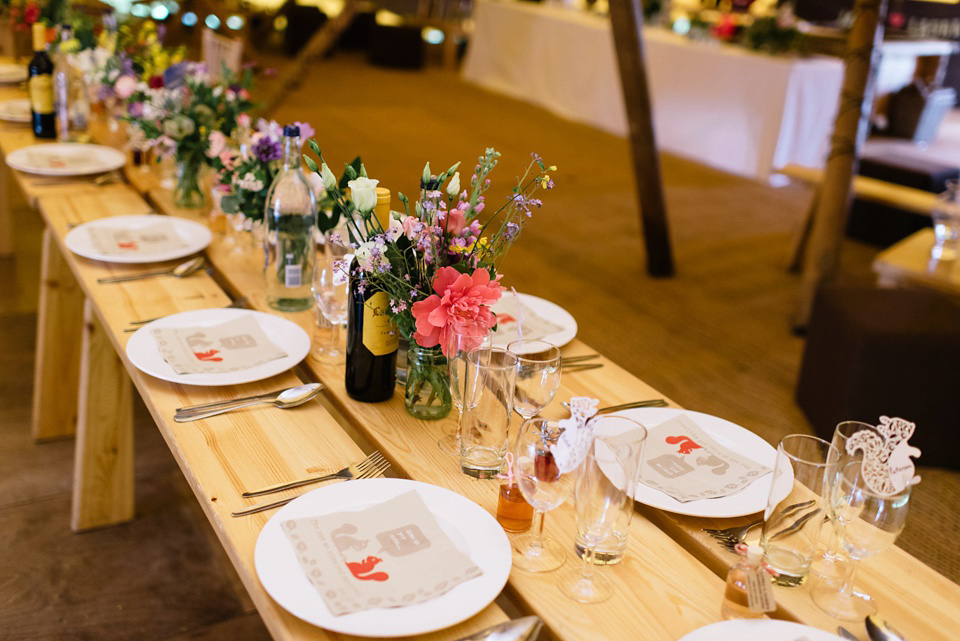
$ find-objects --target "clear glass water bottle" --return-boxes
[54,24,72,142]
[264,125,317,311]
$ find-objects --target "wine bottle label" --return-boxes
[29,75,54,114]
[362,291,399,356]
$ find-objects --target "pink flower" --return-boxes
[437,207,467,236]
[411,267,502,355]
[113,75,137,99]
[237,113,251,128]
[219,150,239,171]
[207,130,227,158]
[401,215,421,240]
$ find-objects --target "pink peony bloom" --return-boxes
[114,75,137,99]
[411,267,502,355]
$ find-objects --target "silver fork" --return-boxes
[124,298,248,331]
[703,499,815,550]
[231,452,390,517]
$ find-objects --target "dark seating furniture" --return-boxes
[796,286,960,470]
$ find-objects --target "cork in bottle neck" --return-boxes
[32,23,47,53]
[373,187,391,233]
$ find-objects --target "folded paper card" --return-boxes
[638,415,771,503]
[281,490,483,616]
[88,220,188,255]
[152,314,287,374]
[493,301,563,344]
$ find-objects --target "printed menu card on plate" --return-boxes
[88,220,187,255]
[282,491,483,616]
[153,315,288,374]
[638,415,771,502]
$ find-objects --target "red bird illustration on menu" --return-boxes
[117,241,138,250]
[666,435,702,455]
[193,349,223,362]
[346,556,390,582]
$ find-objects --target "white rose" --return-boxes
[320,162,336,190]
[354,242,374,271]
[446,171,460,198]
[348,177,379,213]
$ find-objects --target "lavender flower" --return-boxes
[253,136,282,163]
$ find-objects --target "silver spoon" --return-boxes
[562,399,668,414]
[866,615,908,641]
[97,256,205,284]
[173,383,324,422]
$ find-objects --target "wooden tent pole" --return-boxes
[792,0,887,330]
[608,0,675,277]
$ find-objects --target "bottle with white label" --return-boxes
[263,124,317,311]
[721,544,776,619]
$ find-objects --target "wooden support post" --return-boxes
[263,0,361,117]
[0,157,13,256]
[609,0,674,277]
[31,227,85,440]
[71,299,134,532]
[792,0,887,330]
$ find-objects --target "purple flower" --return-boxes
[127,102,144,118]
[295,121,315,141]
[253,137,282,163]
[504,222,520,241]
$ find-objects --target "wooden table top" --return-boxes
[873,228,960,295]
[3,96,959,641]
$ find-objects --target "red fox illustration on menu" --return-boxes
[346,556,390,582]
[193,349,223,362]
[666,434,702,455]
[117,241,138,250]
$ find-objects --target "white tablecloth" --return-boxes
[461,0,845,182]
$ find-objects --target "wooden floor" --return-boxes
[2,53,958,638]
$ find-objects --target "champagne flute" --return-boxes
[311,239,350,363]
[440,328,492,455]
[508,340,561,419]
[562,418,646,603]
[513,417,573,572]
[811,460,912,620]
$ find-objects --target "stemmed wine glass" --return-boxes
[513,417,574,573]
[562,417,646,603]
[811,460,912,620]
[440,328,492,455]
[311,239,350,363]
[508,340,561,419]
[810,420,879,583]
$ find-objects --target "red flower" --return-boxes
[148,75,164,89]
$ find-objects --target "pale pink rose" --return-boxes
[207,130,227,158]
[411,267,502,355]
[237,113,251,128]
[401,215,421,240]
[113,75,137,99]
[437,207,467,236]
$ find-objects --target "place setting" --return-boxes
[0,63,28,85]
[0,98,31,123]
[5,142,128,177]
[65,214,213,265]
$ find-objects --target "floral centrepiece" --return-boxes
[303,145,556,418]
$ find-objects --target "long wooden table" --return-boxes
[3,83,960,641]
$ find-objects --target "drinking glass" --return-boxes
[812,460,912,620]
[563,419,647,602]
[931,179,960,261]
[439,328,492,456]
[513,417,573,572]
[459,348,517,479]
[809,420,879,583]
[760,434,838,586]
[508,340,562,419]
[311,239,350,363]
[572,415,647,565]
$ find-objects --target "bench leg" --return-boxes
[71,298,135,532]
[0,158,13,256]
[31,227,84,441]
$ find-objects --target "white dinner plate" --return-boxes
[607,408,789,518]
[254,478,512,637]
[126,309,311,386]
[0,98,31,123]
[5,142,127,176]
[65,215,212,264]
[0,64,27,84]
[490,292,577,351]
[678,619,844,641]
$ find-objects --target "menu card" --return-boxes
[152,315,287,374]
[493,301,563,343]
[88,220,188,255]
[282,491,483,616]
[638,415,771,503]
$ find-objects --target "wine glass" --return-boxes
[440,328,492,456]
[508,340,561,419]
[562,418,646,603]
[513,417,574,573]
[311,239,350,363]
[809,420,879,584]
[811,460,912,620]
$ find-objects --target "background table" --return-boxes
[461,0,845,182]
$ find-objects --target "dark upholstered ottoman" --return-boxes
[796,286,960,470]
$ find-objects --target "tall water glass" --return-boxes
[508,340,562,419]
[810,420,879,583]
[311,238,350,363]
[459,348,517,479]
[931,179,960,261]
[562,423,647,602]
[440,328,492,455]
[760,434,838,586]
[573,415,648,565]
[812,460,911,620]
